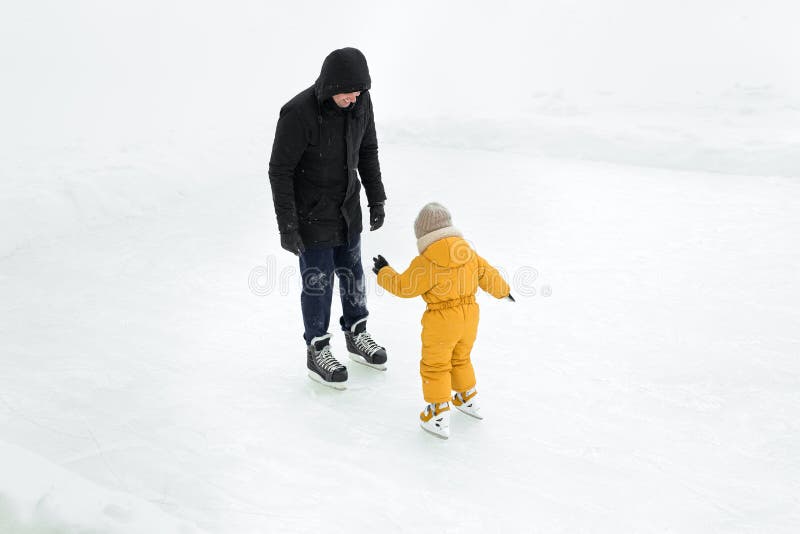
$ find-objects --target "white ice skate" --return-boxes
[452,388,482,419]
[419,402,451,439]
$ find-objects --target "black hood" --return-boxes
[314,47,371,102]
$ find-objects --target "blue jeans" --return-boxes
[299,234,368,344]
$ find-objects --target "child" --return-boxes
[373,202,513,439]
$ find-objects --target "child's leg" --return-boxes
[420,310,459,404]
[451,303,480,393]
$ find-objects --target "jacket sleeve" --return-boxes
[377,255,433,298]
[268,107,307,234]
[358,94,386,206]
[477,255,511,299]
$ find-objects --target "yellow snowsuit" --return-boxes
[377,237,510,403]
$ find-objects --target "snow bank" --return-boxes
[0,439,200,533]
[381,88,800,178]
[3,92,797,261]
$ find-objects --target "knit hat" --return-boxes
[414,202,463,253]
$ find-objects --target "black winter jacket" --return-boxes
[268,48,386,247]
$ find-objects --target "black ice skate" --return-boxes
[344,318,387,371]
[307,334,348,390]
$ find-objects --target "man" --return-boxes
[268,47,388,389]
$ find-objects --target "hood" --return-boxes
[314,47,371,102]
[422,237,475,268]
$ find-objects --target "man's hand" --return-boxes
[369,202,385,231]
[280,230,305,256]
[372,254,389,274]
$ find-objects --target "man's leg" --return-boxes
[299,246,336,344]
[333,234,368,331]
[334,234,387,368]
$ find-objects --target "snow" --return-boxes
[2,1,800,533]
[0,439,200,533]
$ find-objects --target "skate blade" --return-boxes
[454,404,483,420]
[348,352,387,372]
[307,371,347,390]
[419,421,449,440]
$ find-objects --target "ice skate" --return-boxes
[344,318,387,371]
[307,334,348,390]
[419,402,451,439]
[452,387,482,419]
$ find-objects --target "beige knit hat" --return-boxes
[414,202,463,253]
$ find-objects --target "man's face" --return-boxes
[332,91,361,108]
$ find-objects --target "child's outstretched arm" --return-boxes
[477,254,511,299]
[375,255,434,298]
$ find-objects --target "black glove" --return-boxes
[369,203,385,231]
[280,230,305,256]
[372,254,389,274]
[506,293,516,302]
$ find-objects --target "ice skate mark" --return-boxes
[83,417,129,491]
[633,451,747,520]
[0,394,89,440]
[0,394,12,414]
[0,241,32,262]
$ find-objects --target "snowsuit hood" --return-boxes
[377,236,510,306]
[422,237,474,268]
[314,47,372,102]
